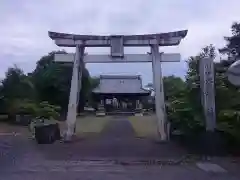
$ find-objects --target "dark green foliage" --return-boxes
[0,51,98,120]
[163,76,186,101]
[166,23,240,147]
[0,66,35,119]
[166,61,205,134]
[31,51,97,114]
[18,100,60,119]
[32,51,72,112]
[219,22,240,58]
[166,46,216,134]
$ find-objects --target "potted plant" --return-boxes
[26,101,61,144]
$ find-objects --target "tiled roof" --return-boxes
[92,87,149,94]
[99,75,141,79]
[92,75,150,94]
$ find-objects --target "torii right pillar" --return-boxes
[151,44,168,141]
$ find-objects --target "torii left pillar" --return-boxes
[64,45,85,141]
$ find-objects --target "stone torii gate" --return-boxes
[48,30,188,141]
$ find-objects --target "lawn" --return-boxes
[0,122,30,136]
[59,116,110,135]
[128,115,159,138]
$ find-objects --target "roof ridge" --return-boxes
[100,75,141,78]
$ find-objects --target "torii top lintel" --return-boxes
[48,30,188,47]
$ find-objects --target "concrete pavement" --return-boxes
[0,119,240,180]
[1,160,240,180]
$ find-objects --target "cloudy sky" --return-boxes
[1,0,240,84]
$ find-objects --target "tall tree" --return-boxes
[32,51,71,111]
[215,22,240,113]
[219,22,240,59]
[32,51,94,114]
[1,66,35,117]
[163,75,186,101]
[168,45,216,133]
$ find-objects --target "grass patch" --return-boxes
[59,116,110,135]
[76,116,110,134]
[128,115,158,138]
[0,122,29,135]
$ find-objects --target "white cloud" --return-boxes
[0,0,240,84]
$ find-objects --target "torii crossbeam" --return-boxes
[48,30,188,141]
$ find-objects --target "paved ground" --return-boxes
[0,118,240,179]
[35,118,186,161]
[1,159,240,180]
